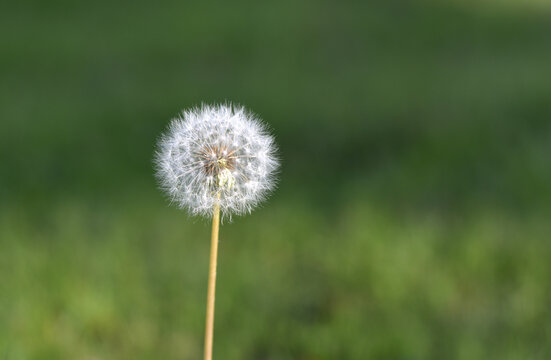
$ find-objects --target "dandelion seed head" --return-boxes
[155,104,279,218]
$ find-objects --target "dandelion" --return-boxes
[154,103,279,360]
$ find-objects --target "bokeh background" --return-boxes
[1,0,551,359]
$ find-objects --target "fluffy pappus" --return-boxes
[155,104,279,218]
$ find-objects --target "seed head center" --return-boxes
[200,145,235,180]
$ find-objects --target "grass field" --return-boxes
[3,195,550,359]
[1,0,551,359]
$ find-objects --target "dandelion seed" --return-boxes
[155,103,279,219]
[153,103,279,360]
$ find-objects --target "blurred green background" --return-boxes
[1,0,551,359]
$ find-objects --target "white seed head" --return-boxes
[155,104,279,218]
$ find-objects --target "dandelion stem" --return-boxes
[204,194,221,360]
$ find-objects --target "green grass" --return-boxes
[2,194,550,359]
